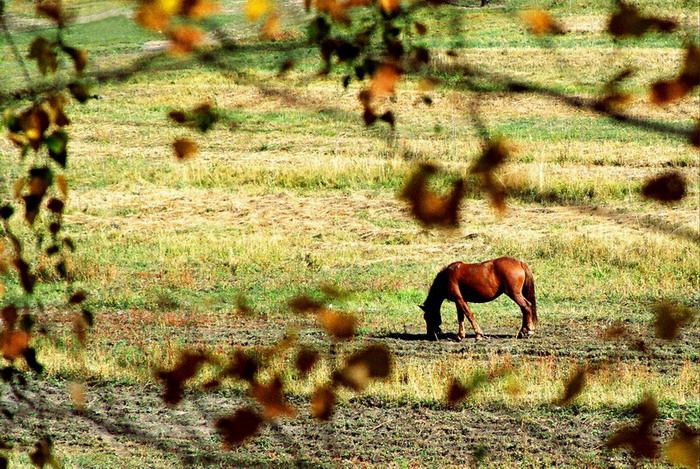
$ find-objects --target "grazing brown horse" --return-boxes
[419,257,537,341]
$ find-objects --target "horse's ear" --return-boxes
[418,304,426,312]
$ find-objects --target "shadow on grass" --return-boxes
[375,332,516,341]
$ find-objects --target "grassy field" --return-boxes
[1,0,699,467]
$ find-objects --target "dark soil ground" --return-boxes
[2,321,698,468]
[2,379,690,468]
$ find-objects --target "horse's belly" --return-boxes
[463,290,502,303]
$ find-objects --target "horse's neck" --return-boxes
[424,290,445,310]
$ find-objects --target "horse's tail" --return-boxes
[522,262,538,325]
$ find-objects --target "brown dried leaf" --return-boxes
[595,92,632,112]
[46,198,64,214]
[21,107,51,150]
[641,171,687,203]
[608,2,677,38]
[606,394,659,460]
[317,310,356,340]
[173,138,198,160]
[335,344,392,391]
[521,10,565,35]
[665,423,700,469]
[288,295,325,314]
[235,295,254,316]
[224,349,259,382]
[1,306,18,329]
[251,375,296,419]
[446,378,468,408]
[691,121,700,147]
[311,384,335,421]
[69,381,86,412]
[400,163,465,228]
[62,46,88,74]
[278,59,296,75]
[679,44,700,89]
[29,438,59,468]
[27,37,58,75]
[295,347,319,378]
[471,139,510,175]
[156,351,208,405]
[69,291,87,304]
[215,408,263,449]
[555,366,586,406]
[414,22,427,36]
[36,1,67,26]
[14,258,36,294]
[653,301,697,340]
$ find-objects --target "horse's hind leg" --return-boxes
[507,292,535,338]
[455,299,485,340]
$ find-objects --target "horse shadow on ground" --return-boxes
[375,332,516,342]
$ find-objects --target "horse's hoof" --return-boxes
[517,330,534,339]
[475,334,485,341]
[427,331,439,341]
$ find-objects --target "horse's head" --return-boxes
[419,304,441,340]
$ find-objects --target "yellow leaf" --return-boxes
[157,0,180,15]
[245,0,272,21]
[135,3,171,30]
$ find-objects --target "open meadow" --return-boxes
[0,0,699,467]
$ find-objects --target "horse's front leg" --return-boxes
[454,303,466,340]
[455,299,484,341]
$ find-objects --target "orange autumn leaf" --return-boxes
[168,25,205,56]
[262,11,281,39]
[370,63,403,97]
[521,10,564,35]
[379,0,399,13]
[651,44,700,105]
[181,0,220,18]
[1,330,30,361]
